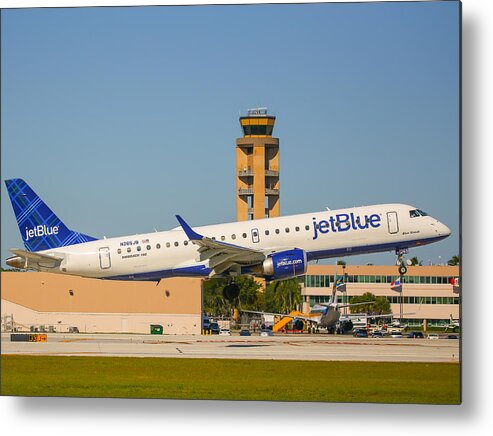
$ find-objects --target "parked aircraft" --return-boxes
[5,179,451,300]
[245,284,408,334]
[445,314,460,331]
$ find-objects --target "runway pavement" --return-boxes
[1,332,460,362]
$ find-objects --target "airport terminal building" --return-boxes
[1,263,459,334]
[300,264,460,327]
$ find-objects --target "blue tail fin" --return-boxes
[5,178,97,252]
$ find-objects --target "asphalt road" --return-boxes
[1,333,460,362]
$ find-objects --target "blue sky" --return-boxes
[1,1,460,267]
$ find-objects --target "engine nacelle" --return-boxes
[262,249,307,280]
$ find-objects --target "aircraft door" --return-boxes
[387,212,399,234]
[99,247,111,269]
[251,228,260,243]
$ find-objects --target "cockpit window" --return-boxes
[409,209,429,218]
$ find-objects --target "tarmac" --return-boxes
[1,332,460,362]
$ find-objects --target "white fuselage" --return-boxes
[28,203,450,281]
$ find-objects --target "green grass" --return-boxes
[0,355,460,404]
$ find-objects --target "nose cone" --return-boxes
[436,221,452,238]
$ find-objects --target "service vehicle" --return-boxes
[260,329,273,337]
[210,322,220,334]
[353,328,368,338]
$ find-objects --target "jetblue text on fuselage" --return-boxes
[312,213,381,240]
[25,225,59,241]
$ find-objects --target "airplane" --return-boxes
[4,178,451,301]
[244,286,410,334]
[444,314,460,332]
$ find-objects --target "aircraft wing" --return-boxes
[8,248,64,270]
[327,301,373,310]
[176,215,266,277]
[342,312,415,320]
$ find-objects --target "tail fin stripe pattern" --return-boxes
[63,232,80,247]
[17,197,42,223]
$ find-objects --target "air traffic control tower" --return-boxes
[236,108,280,221]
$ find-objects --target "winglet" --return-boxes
[175,215,204,241]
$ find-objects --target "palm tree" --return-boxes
[349,292,376,314]
[203,278,229,317]
[410,256,422,266]
[265,279,302,313]
[236,276,264,311]
[448,255,460,266]
[371,297,391,315]
[350,293,390,316]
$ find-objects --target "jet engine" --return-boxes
[261,249,307,280]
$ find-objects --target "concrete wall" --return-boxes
[1,272,202,334]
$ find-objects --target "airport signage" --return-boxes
[10,333,48,342]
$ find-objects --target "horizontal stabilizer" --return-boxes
[335,301,374,309]
[7,248,64,270]
[10,248,64,262]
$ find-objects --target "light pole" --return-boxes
[400,273,404,324]
[342,264,347,316]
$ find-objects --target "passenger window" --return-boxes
[221,236,225,241]
[117,249,122,254]
[147,245,151,250]
[242,233,247,238]
[295,226,300,231]
[305,225,310,231]
[275,229,280,234]
[184,241,188,246]
[174,242,179,247]
[156,244,161,249]
[231,234,236,240]
[285,227,290,233]
[137,246,141,252]
[166,242,170,248]
[127,247,131,253]
[265,230,270,235]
